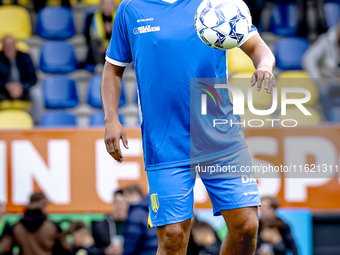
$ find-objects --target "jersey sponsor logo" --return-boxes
[137,18,154,23]
[150,193,159,212]
[133,25,160,35]
[243,191,260,196]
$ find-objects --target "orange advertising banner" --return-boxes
[1,126,340,213]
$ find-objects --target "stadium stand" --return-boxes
[87,75,126,108]
[227,48,255,73]
[278,107,321,125]
[36,6,76,40]
[277,71,319,106]
[42,76,79,109]
[39,42,78,74]
[46,0,77,5]
[0,100,31,110]
[0,5,31,40]
[40,111,77,127]
[268,3,298,36]
[230,72,272,108]
[82,0,101,5]
[274,37,309,70]
[0,109,33,129]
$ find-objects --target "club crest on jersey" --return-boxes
[150,194,159,212]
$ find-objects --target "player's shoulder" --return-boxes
[117,0,146,14]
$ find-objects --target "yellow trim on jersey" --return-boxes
[147,212,153,228]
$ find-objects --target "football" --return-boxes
[195,0,252,50]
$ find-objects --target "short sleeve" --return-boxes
[238,25,259,47]
[106,2,133,67]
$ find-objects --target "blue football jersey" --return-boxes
[106,0,258,170]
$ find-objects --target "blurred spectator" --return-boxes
[122,184,158,255]
[69,221,110,255]
[84,0,117,70]
[0,203,4,223]
[257,196,298,255]
[187,217,221,255]
[92,190,128,255]
[0,36,37,102]
[32,0,71,13]
[302,22,340,117]
[257,217,286,255]
[0,192,70,255]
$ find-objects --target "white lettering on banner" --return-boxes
[284,137,336,202]
[246,137,281,197]
[12,140,70,205]
[0,141,6,203]
[96,139,141,203]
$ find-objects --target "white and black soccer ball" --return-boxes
[195,0,252,50]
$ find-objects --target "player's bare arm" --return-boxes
[101,62,129,163]
[241,35,276,94]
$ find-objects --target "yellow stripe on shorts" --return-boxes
[147,212,153,228]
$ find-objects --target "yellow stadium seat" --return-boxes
[240,109,272,126]
[46,0,77,5]
[0,41,29,53]
[277,71,319,106]
[0,110,33,129]
[229,72,272,108]
[278,107,321,126]
[0,6,31,40]
[228,47,255,73]
[0,100,31,110]
[81,0,100,5]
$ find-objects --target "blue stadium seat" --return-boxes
[87,75,126,108]
[328,107,340,122]
[40,111,77,127]
[324,3,340,28]
[274,37,309,70]
[89,111,125,127]
[42,76,79,109]
[39,42,78,74]
[36,7,76,40]
[269,3,298,36]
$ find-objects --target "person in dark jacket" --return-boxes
[92,189,129,255]
[0,192,70,255]
[0,36,37,102]
[122,194,158,255]
[257,196,299,255]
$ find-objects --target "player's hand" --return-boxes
[251,68,275,94]
[104,121,129,163]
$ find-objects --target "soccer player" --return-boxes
[101,0,275,254]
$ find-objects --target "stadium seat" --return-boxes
[325,2,340,28]
[277,71,319,105]
[40,111,77,127]
[229,72,272,108]
[0,6,31,40]
[274,37,309,70]
[42,76,79,109]
[39,42,78,74]
[89,111,125,127]
[0,110,33,129]
[46,0,77,5]
[82,0,100,5]
[36,7,76,40]
[0,100,31,110]
[0,41,29,53]
[269,3,298,36]
[227,48,255,73]
[278,107,320,125]
[87,75,126,108]
[328,107,340,122]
